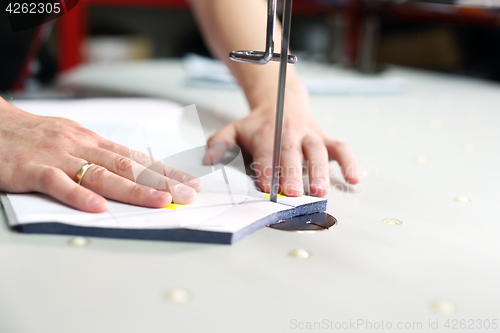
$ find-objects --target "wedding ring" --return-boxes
[75,163,95,185]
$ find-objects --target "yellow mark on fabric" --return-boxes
[263,193,286,199]
[164,203,188,210]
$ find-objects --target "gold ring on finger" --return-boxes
[75,162,95,185]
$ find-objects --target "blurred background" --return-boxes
[1,0,500,92]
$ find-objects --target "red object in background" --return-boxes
[383,2,500,26]
[343,0,362,67]
[11,23,51,91]
[57,0,500,73]
[59,0,86,72]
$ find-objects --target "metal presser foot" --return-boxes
[268,212,337,232]
[229,0,297,65]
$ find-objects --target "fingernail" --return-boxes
[87,195,105,209]
[151,190,170,201]
[174,185,196,199]
[285,180,302,195]
[311,178,328,190]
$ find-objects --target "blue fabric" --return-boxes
[13,200,327,244]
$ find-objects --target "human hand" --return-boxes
[0,98,202,213]
[203,94,360,197]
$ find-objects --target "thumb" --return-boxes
[203,123,238,165]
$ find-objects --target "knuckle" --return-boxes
[113,155,134,175]
[78,126,99,138]
[130,150,152,166]
[165,168,181,181]
[283,165,301,179]
[281,142,300,153]
[251,123,274,149]
[283,120,300,132]
[86,165,107,184]
[304,138,324,150]
[64,188,79,204]
[148,161,165,175]
[129,185,145,203]
[257,122,274,136]
[39,167,60,192]
[253,148,273,160]
[38,122,87,149]
[153,175,168,191]
[49,128,77,145]
[333,141,349,150]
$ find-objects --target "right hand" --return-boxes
[0,98,202,213]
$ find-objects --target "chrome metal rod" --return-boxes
[229,0,276,65]
[270,0,293,203]
[264,0,277,62]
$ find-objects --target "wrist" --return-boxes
[0,98,37,128]
[236,61,309,108]
[248,78,311,116]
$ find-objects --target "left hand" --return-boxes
[0,98,202,213]
[204,99,360,197]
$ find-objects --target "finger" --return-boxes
[80,165,179,207]
[78,147,201,199]
[95,140,202,191]
[97,138,136,161]
[93,150,197,204]
[249,125,275,193]
[98,140,156,169]
[151,159,203,191]
[303,135,330,196]
[29,165,107,213]
[202,124,237,165]
[135,167,198,205]
[325,139,360,184]
[279,136,304,197]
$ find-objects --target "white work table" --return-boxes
[1,60,499,333]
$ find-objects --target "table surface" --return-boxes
[1,60,500,333]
